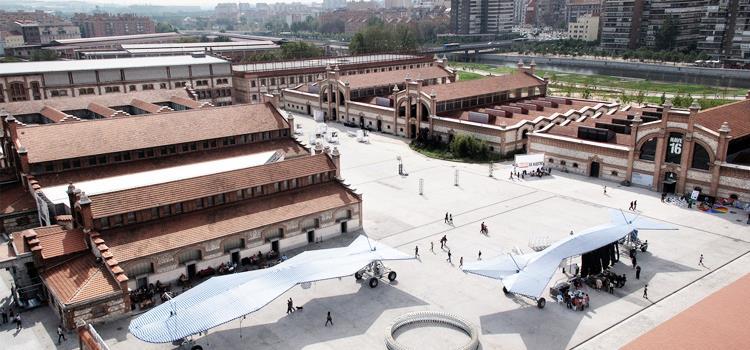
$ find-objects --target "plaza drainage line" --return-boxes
[386,193,556,248]
[569,249,750,350]
[462,167,750,244]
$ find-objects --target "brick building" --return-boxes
[528,98,750,200]
[71,13,156,38]
[233,54,437,104]
[0,99,361,329]
[14,20,81,45]
[0,54,233,106]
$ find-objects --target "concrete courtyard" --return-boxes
[2,111,749,350]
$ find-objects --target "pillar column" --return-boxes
[710,122,731,196]
[626,114,642,182]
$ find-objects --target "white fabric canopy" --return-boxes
[129,235,413,343]
[463,210,675,298]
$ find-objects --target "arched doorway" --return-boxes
[409,124,417,139]
[376,119,382,132]
[589,162,600,177]
[663,172,678,193]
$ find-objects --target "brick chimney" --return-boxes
[17,146,29,174]
[287,112,295,136]
[78,191,94,232]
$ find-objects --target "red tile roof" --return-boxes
[86,102,121,118]
[0,182,36,214]
[16,102,289,164]
[344,66,452,89]
[34,139,309,187]
[42,254,123,306]
[25,225,88,260]
[695,99,750,138]
[431,71,545,102]
[87,153,336,218]
[130,99,169,114]
[103,182,360,262]
[2,89,191,115]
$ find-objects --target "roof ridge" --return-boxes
[87,151,331,200]
[67,259,100,303]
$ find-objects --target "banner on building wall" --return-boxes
[665,132,684,164]
[631,172,654,187]
[514,153,545,172]
[34,192,50,226]
[313,109,324,122]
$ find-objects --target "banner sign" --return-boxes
[514,153,545,171]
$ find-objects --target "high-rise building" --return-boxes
[513,0,529,25]
[450,0,514,35]
[72,13,155,38]
[566,0,602,25]
[698,0,739,61]
[568,13,600,41]
[535,0,568,29]
[323,0,348,10]
[600,0,707,52]
[600,0,645,51]
[729,0,750,65]
[13,20,81,45]
[641,0,708,50]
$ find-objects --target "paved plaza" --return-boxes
[2,112,749,350]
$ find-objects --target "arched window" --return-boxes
[639,138,657,161]
[691,143,711,170]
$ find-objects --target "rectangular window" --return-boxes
[62,160,71,170]
[45,163,54,172]
[72,159,81,168]
[160,205,170,216]
[111,215,123,227]
[215,194,225,205]
[251,80,256,88]
[99,218,110,229]
[98,156,107,164]
[150,207,159,219]
[274,182,280,192]
[159,83,167,89]
[142,84,154,90]
[260,79,266,86]
[236,190,244,199]
[195,198,204,209]
[146,149,154,157]
[105,86,120,93]
[79,88,95,95]
[126,212,136,224]
[206,196,214,206]
[122,152,131,161]
[172,203,183,214]
[129,85,136,91]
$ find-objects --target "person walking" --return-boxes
[414,245,419,258]
[478,250,482,260]
[635,265,641,280]
[447,250,452,263]
[14,314,21,331]
[430,241,434,252]
[603,186,607,194]
[287,298,294,314]
[699,254,706,267]
[643,284,648,299]
[57,325,66,344]
[444,212,449,224]
[459,256,463,268]
[449,214,453,225]
[632,255,637,268]
[325,311,333,327]
[633,200,637,210]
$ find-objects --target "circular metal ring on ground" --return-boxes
[384,311,479,350]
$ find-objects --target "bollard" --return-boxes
[419,178,424,195]
[489,162,494,177]
[454,169,459,186]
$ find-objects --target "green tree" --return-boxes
[635,90,646,105]
[582,86,592,99]
[449,134,490,160]
[156,22,176,33]
[655,16,679,51]
[660,92,667,105]
[30,50,58,61]
[280,41,324,59]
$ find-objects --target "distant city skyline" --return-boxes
[17,0,323,10]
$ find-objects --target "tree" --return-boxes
[156,22,176,33]
[280,41,323,59]
[655,16,678,51]
[582,86,592,99]
[30,50,58,61]
[635,90,646,105]
[449,134,490,160]
[660,92,667,105]
[349,21,417,54]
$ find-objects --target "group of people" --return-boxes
[1,307,21,330]
[563,290,590,311]
[509,167,552,180]
[444,212,454,225]
[628,200,638,211]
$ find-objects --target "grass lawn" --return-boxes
[448,61,746,98]
[457,70,484,81]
